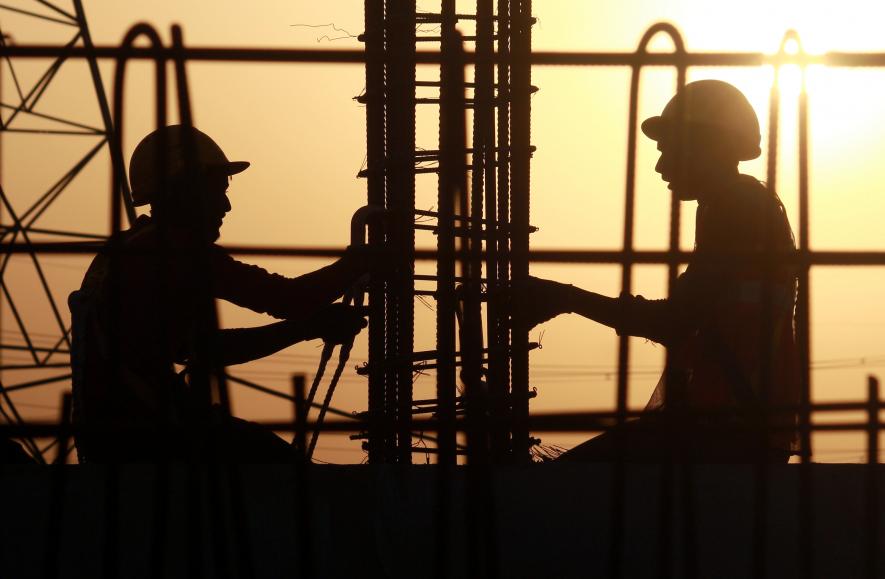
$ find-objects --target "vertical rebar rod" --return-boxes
[483,0,506,461]
[384,0,417,465]
[435,13,462,579]
[509,0,532,464]
[437,1,461,468]
[364,0,387,464]
[495,0,512,460]
[383,0,400,464]
[465,0,493,468]
[398,1,417,464]
[463,3,500,576]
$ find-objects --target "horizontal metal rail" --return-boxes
[4,243,885,266]
[2,45,885,67]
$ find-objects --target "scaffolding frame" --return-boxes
[0,0,131,464]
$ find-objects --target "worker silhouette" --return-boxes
[69,125,371,462]
[514,80,799,463]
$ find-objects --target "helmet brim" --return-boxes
[222,161,250,176]
[640,116,665,141]
[641,117,761,161]
[130,161,251,207]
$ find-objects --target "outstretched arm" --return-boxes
[213,303,368,366]
[213,247,371,322]
[512,277,696,346]
[216,320,309,366]
[565,285,696,345]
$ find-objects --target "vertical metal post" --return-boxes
[384,0,416,465]
[435,13,464,579]
[364,0,387,464]
[464,0,495,466]
[463,4,500,574]
[481,0,507,461]
[495,0,513,460]
[437,0,461,468]
[509,0,532,464]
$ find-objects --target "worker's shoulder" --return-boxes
[116,215,158,249]
[705,175,794,250]
[721,174,774,208]
[707,175,782,224]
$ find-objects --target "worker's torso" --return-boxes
[653,176,800,449]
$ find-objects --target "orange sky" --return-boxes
[2,0,885,462]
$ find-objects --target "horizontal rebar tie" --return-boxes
[355,343,540,375]
[354,91,536,105]
[414,223,538,239]
[415,80,539,93]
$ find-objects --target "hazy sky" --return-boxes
[3,0,885,462]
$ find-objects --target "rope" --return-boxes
[307,340,353,459]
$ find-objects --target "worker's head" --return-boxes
[129,125,249,241]
[641,80,761,201]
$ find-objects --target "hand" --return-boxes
[341,245,397,276]
[500,276,575,329]
[304,303,368,345]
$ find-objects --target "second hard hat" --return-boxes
[641,80,761,161]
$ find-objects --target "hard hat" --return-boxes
[128,124,250,206]
[641,80,761,161]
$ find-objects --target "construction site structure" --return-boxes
[0,0,131,464]
[357,0,537,465]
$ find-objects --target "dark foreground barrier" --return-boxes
[1,463,883,579]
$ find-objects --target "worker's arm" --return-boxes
[215,320,308,366]
[212,303,367,366]
[512,277,691,345]
[570,284,714,345]
[211,246,377,322]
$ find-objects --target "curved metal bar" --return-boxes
[110,23,167,235]
[635,22,687,54]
